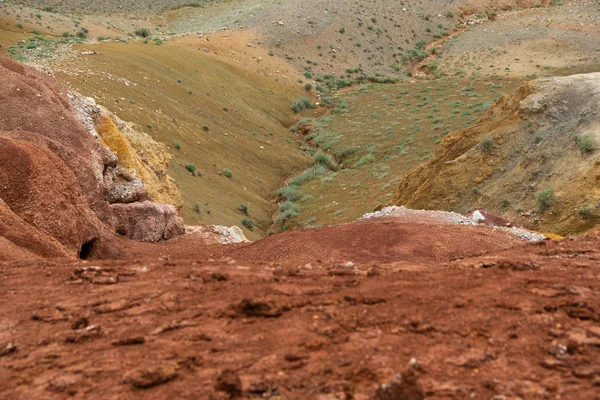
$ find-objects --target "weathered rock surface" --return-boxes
[95,110,184,213]
[111,201,185,242]
[185,225,249,245]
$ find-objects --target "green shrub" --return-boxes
[291,97,314,113]
[276,185,302,202]
[185,163,196,174]
[579,206,595,216]
[537,189,555,211]
[289,164,327,186]
[174,141,181,149]
[576,134,596,153]
[134,27,151,37]
[76,31,87,39]
[222,168,233,178]
[478,135,494,153]
[313,151,336,170]
[277,201,300,222]
[334,146,357,159]
[353,153,375,167]
[304,83,313,91]
[241,218,255,231]
[62,32,70,38]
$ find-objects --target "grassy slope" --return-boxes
[275,78,522,229]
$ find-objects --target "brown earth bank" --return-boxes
[1,231,600,399]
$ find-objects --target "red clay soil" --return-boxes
[0,134,104,257]
[99,217,522,264]
[1,232,599,399]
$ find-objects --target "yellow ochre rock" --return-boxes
[95,110,184,214]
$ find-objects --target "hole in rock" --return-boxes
[79,239,97,260]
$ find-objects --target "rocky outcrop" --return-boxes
[185,225,249,245]
[95,110,184,213]
[0,54,185,258]
[111,201,185,242]
[388,73,600,236]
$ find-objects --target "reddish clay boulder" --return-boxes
[111,201,184,242]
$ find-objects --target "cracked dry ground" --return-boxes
[1,233,600,399]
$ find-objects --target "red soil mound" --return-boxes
[0,135,104,258]
[98,216,522,266]
[226,217,521,264]
[0,233,598,398]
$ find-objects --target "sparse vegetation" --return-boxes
[241,218,255,231]
[354,153,375,167]
[576,134,596,153]
[579,206,595,217]
[291,97,315,113]
[276,185,302,202]
[222,168,233,178]
[277,201,300,222]
[185,163,196,174]
[478,135,494,153]
[134,27,151,38]
[238,204,249,215]
[313,151,336,170]
[537,189,555,211]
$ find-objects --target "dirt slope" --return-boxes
[389,72,600,236]
[1,232,599,399]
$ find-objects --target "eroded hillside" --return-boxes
[2,0,600,398]
[389,73,600,236]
